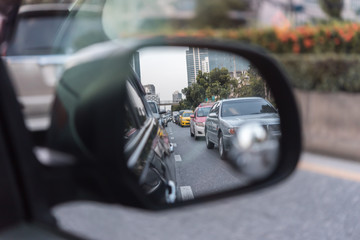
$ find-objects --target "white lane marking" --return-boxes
[180,186,194,201]
[171,137,174,139]
[174,155,182,162]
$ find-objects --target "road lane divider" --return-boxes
[180,186,194,201]
[299,161,360,183]
[174,155,182,162]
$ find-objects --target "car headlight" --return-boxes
[195,122,204,127]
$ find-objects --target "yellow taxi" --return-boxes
[179,110,193,127]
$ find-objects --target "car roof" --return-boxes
[198,102,215,107]
[220,97,265,103]
[19,4,71,14]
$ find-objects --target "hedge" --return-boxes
[275,54,360,92]
[165,23,360,92]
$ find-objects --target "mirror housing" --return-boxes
[208,112,217,118]
[190,114,194,118]
[46,37,301,210]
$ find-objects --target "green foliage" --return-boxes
[319,0,343,20]
[276,54,360,92]
[181,67,234,109]
[180,66,272,108]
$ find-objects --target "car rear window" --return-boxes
[7,15,68,56]
[221,100,277,117]
[197,107,211,117]
[148,102,158,114]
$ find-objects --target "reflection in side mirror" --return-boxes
[128,45,282,204]
[44,35,301,210]
[227,122,279,179]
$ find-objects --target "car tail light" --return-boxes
[228,128,236,135]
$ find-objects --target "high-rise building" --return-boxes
[186,47,209,86]
[208,50,249,79]
[143,84,159,103]
[172,91,182,103]
[143,84,156,95]
[186,47,249,85]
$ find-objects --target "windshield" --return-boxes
[183,112,192,117]
[221,100,277,117]
[7,15,67,55]
[197,107,211,117]
[148,102,158,114]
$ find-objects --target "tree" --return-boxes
[318,0,343,20]
[181,67,234,109]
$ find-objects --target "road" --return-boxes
[52,123,360,240]
[167,122,246,200]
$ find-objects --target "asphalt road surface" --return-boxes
[167,122,247,200]
[53,124,360,240]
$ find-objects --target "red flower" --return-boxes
[304,38,314,48]
[334,38,341,45]
[293,43,300,53]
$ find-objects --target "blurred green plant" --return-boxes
[277,54,360,92]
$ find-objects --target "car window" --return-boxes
[221,99,277,117]
[197,107,211,117]
[124,103,138,142]
[7,15,68,55]
[148,102,158,114]
[126,81,147,126]
[183,112,192,117]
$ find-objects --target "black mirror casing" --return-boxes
[46,37,302,210]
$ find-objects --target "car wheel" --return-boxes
[205,130,214,149]
[190,127,194,137]
[218,133,227,160]
[194,131,198,140]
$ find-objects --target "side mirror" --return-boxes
[190,114,194,118]
[208,112,217,118]
[46,37,301,210]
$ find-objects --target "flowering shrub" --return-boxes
[172,22,360,54]
[276,54,360,92]
[168,23,360,92]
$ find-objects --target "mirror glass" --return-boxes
[128,46,281,204]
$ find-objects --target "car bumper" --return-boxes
[194,125,205,136]
[181,121,190,126]
[222,134,234,152]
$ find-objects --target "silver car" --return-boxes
[2,3,71,131]
[205,97,280,159]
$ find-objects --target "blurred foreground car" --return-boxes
[2,3,71,131]
[190,102,214,140]
[205,97,280,159]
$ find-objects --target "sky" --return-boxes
[139,46,188,101]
